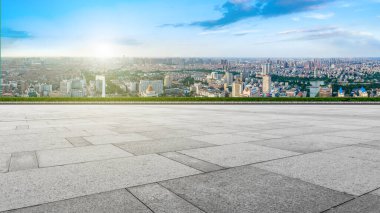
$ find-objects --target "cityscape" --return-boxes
[1,0,380,212]
[2,57,380,99]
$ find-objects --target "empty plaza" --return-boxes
[0,105,379,213]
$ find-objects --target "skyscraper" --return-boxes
[262,62,272,75]
[232,79,243,97]
[224,72,234,85]
[164,75,172,88]
[262,75,272,95]
[95,75,106,98]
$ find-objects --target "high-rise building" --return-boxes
[221,59,229,71]
[139,80,163,96]
[211,72,222,80]
[224,72,234,85]
[314,68,318,78]
[262,62,272,75]
[95,75,106,98]
[41,84,52,97]
[164,75,172,88]
[262,75,272,94]
[71,80,85,97]
[60,80,72,97]
[232,79,243,97]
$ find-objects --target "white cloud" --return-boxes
[292,17,301,22]
[305,12,335,20]
[198,30,228,35]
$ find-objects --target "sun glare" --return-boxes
[93,43,116,58]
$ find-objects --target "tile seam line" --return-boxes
[125,188,156,213]
[158,152,226,172]
[157,182,208,213]
[0,188,154,213]
[319,186,380,213]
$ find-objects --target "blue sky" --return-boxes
[1,0,380,57]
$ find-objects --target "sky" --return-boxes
[1,0,380,57]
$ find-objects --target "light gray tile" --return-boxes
[116,138,214,155]
[140,130,206,139]
[252,135,350,153]
[0,137,73,154]
[84,134,151,145]
[255,153,380,196]
[371,188,380,196]
[161,166,352,213]
[161,152,224,172]
[9,152,38,172]
[323,146,380,162]
[260,127,340,137]
[180,143,299,167]
[326,194,380,213]
[325,131,380,142]
[129,183,203,213]
[234,131,285,140]
[16,125,29,130]
[37,145,133,167]
[6,189,151,213]
[66,137,92,147]
[0,154,200,211]
[0,154,11,173]
[111,126,172,134]
[190,134,255,145]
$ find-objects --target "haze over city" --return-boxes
[2,0,380,57]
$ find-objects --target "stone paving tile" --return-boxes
[234,131,285,140]
[371,188,380,196]
[9,152,38,172]
[255,153,380,196]
[251,135,350,153]
[180,143,300,167]
[5,189,151,213]
[325,194,380,213]
[37,145,134,167]
[115,138,214,155]
[190,134,256,145]
[0,154,201,212]
[65,137,92,147]
[0,136,73,154]
[0,127,72,136]
[260,127,341,137]
[161,166,353,213]
[323,146,380,162]
[353,143,380,151]
[0,154,11,173]
[325,131,380,142]
[129,183,204,213]
[361,127,380,133]
[360,140,380,149]
[84,133,152,145]
[111,126,173,134]
[15,125,29,130]
[195,126,243,134]
[160,152,224,172]
[139,129,206,139]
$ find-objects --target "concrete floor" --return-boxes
[0,105,379,213]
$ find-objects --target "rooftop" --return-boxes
[0,105,379,212]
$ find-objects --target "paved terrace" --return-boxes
[0,105,379,213]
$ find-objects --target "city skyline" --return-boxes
[1,0,380,58]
